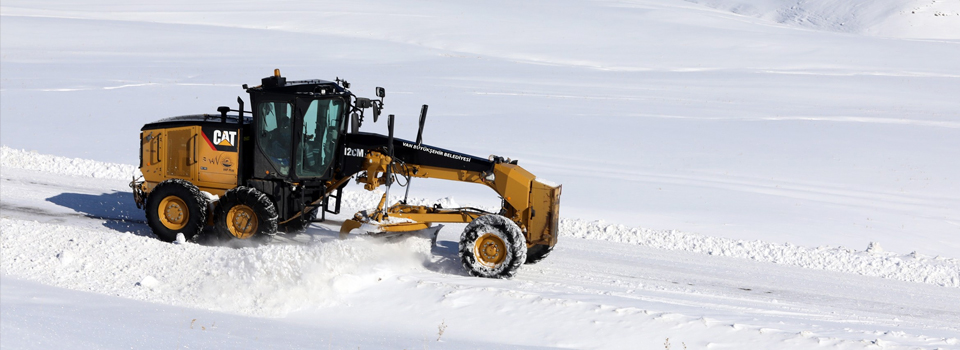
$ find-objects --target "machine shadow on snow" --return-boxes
[425,238,470,276]
[45,191,153,237]
[363,231,468,276]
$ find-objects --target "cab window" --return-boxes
[258,101,293,175]
[297,98,343,177]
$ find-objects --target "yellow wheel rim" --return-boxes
[226,205,258,239]
[475,233,507,267]
[158,196,189,231]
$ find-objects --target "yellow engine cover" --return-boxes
[140,124,241,196]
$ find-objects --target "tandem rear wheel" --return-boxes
[144,179,209,242]
[214,186,279,242]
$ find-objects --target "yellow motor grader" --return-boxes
[132,70,561,278]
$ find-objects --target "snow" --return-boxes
[5,0,959,259]
[8,146,956,287]
[4,141,960,349]
[2,0,960,348]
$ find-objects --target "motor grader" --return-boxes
[131,70,561,278]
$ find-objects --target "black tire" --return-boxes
[459,215,527,279]
[214,187,278,241]
[144,179,208,242]
[524,244,555,264]
[279,207,317,233]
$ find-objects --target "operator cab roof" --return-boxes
[245,72,348,95]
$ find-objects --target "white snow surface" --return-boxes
[5,0,960,259]
[3,143,960,349]
[2,0,960,348]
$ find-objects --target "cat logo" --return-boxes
[201,126,239,152]
[213,130,237,147]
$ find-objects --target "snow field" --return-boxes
[4,0,959,259]
[2,0,959,345]
[5,215,954,349]
[1,211,788,348]
[3,152,960,347]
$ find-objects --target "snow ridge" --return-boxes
[1,146,139,180]
[560,218,960,287]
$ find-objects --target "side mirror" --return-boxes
[376,87,385,98]
[356,98,372,109]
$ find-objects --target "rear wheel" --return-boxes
[145,179,208,242]
[459,215,527,278]
[215,187,278,241]
[524,244,555,264]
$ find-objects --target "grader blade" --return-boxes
[339,217,441,244]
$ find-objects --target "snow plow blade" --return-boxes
[340,217,442,243]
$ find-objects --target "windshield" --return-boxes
[297,98,343,177]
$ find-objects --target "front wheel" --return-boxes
[214,187,278,241]
[459,215,527,278]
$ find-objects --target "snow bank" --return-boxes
[1,146,138,180]
[560,218,960,287]
[0,218,433,316]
